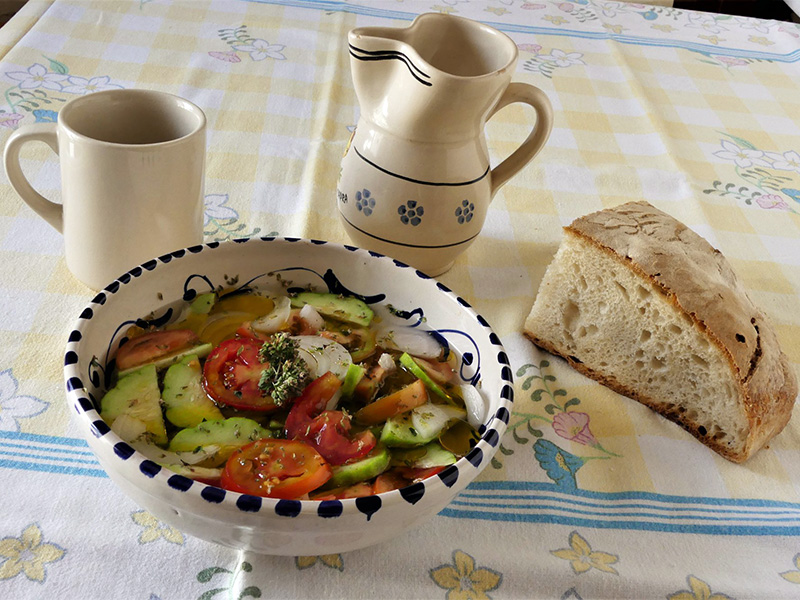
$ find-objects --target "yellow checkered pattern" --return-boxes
[2,2,800,598]
[1,0,800,510]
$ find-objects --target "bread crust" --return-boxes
[525,201,797,463]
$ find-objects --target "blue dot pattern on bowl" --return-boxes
[438,466,459,488]
[318,501,343,518]
[202,486,226,504]
[355,496,381,521]
[114,442,135,460]
[275,499,301,517]
[466,447,483,468]
[400,483,425,505]
[91,419,110,437]
[168,475,193,492]
[140,460,161,478]
[63,237,513,521]
[238,495,262,512]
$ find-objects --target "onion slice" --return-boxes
[378,352,396,372]
[252,295,291,333]
[130,440,221,466]
[299,303,325,331]
[378,327,443,359]
[460,384,486,428]
[293,335,352,380]
[110,414,148,444]
[410,403,466,441]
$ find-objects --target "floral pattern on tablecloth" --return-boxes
[0,524,65,583]
[1,59,123,129]
[551,531,619,575]
[0,370,48,431]
[0,0,799,598]
[667,575,734,600]
[430,550,503,599]
[706,134,800,215]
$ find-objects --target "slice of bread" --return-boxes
[524,201,797,463]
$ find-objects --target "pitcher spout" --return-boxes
[348,27,434,89]
[348,14,519,143]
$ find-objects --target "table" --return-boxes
[1,1,799,598]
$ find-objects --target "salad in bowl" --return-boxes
[64,238,513,555]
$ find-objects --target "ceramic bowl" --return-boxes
[63,238,513,555]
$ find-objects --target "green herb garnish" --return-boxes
[257,333,309,406]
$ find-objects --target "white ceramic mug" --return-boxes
[4,89,206,290]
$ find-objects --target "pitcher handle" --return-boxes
[488,83,553,198]
[3,123,63,231]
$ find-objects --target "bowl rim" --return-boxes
[64,237,514,520]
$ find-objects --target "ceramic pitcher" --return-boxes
[337,13,553,276]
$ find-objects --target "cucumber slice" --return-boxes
[380,402,466,448]
[341,363,366,399]
[162,354,224,428]
[399,353,453,403]
[168,417,272,467]
[392,442,457,469]
[380,410,437,448]
[291,292,373,326]
[118,342,213,378]
[325,446,391,489]
[101,364,167,446]
[190,292,216,314]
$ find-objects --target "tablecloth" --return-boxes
[1,0,799,598]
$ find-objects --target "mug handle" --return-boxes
[3,123,63,231]
[487,82,553,199]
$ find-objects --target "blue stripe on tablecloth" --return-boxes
[0,458,106,478]
[464,481,800,509]
[4,432,800,533]
[456,492,800,516]
[241,0,800,63]
[448,499,800,523]
[0,440,95,457]
[442,482,800,535]
[0,430,91,447]
[0,430,105,477]
[0,448,99,465]
[438,507,800,536]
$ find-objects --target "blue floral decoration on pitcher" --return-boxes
[455,200,474,224]
[398,200,424,226]
[356,189,376,216]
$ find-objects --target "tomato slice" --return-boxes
[303,411,376,466]
[354,379,428,425]
[285,372,342,435]
[310,481,374,501]
[203,339,277,411]
[115,329,199,371]
[221,438,331,499]
[286,372,376,466]
[416,356,457,385]
[396,465,446,482]
[373,470,408,494]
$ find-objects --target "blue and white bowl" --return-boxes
[63,238,513,555]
